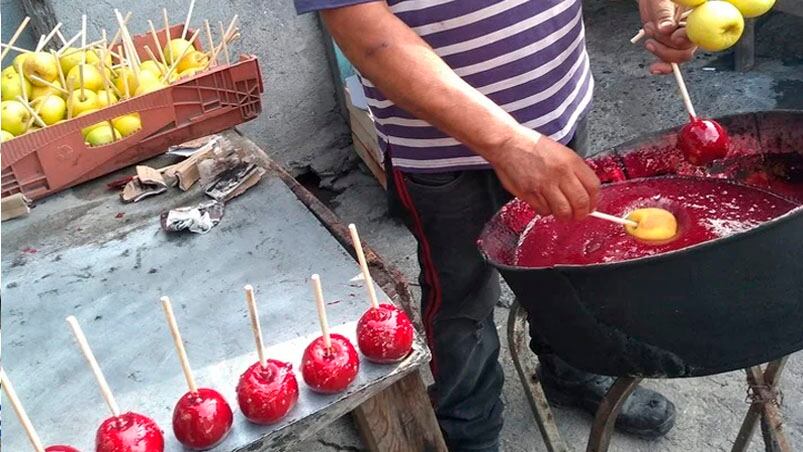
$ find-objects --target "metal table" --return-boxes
[1,131,446,451]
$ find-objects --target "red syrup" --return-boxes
[514,177,799,267]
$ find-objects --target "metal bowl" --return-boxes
[478,110,803,378]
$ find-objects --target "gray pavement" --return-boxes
[300,2,803,450]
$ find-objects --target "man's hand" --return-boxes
[490,126,600,221]
[638,0,696,74]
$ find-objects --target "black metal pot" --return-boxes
[478,110,803,378]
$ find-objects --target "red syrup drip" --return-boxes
[514,177,798,267]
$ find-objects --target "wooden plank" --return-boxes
[353,371,447,452]
[20,0,59,51]
[353,133,387,189]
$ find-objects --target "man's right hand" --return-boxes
[490,126,600,221]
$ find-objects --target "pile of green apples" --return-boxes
[679,0,775,52]
[1,37,208,147]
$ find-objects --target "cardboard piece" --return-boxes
[1,193,31,221]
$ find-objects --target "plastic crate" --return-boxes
[1,24,264,200]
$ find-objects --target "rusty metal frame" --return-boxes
[507,298,794,452]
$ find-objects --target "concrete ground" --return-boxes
[298,1,803,450]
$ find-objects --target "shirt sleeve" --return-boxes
[294,0,382,14]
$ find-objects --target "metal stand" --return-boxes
[507,301,793,452]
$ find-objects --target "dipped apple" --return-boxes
[302,275,360,393]
[0,369,82,452]
[65,316,165,452]
[348,224,414,363]
[161,297,233,449]
[678,116,730,166]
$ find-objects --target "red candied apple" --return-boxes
[237,359,299,424]
[301,333,359,393]
[357,304,414,363]
[45,446,80,452]
[678,117,730,165]
[96,412,164,452]
[172,388,233,450]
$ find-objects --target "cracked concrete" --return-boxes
[295,1,803,451]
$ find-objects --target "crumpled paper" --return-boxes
[160,201,225,234]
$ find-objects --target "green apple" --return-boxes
[31,79,64,100]
[85,124,121,146]
[1,66,17,78]
[112,113,142,137]
[686,1,745,52]
[1,100,31,136]
[67,90,100,117]
[33,94,67,125]
[134,70,165,96]
[59,47,84,75]
[96,90,118,107]
[22,52,59,86]
[76,109,106,136]
[176,50,208,73]
[163,38,193,65]
[723,0,775,17]
[66,64,104,92]
[113,68,138,97]
[1,129,14,142]
[12,53,30,71]
[1,71,33,101]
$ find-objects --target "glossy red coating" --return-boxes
[357,304,414,364]
[514,177,797,267]
[172,388,233,450]
[237,359,299,424]
[95,412,164,452]
[678,117,730,165]
[45,446,80,452]
[301,334,359,394]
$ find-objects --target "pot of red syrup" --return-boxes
[478,110,803,378]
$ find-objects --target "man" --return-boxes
[295,1,695,450]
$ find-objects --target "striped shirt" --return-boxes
[296,0,594,172]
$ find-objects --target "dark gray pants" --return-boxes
[385,122,588,451]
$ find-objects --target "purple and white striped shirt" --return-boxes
[296,0,594,172]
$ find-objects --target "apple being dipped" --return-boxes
[44,446,80,452]
[173,388,233,450]
[678,117,730,165]
[237,285,300,424]
[357,304,414,363]
[96,412,165,452]
[301,334,360,393]
[237,359,299,424]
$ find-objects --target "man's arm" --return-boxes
[321,2,599,221]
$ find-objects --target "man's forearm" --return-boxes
[321,2,534,164]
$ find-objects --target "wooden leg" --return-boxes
[586,376,642,452]
[732,357,790,452]
[507,301,569,452]
[353,371,448,452]
[735,18,756,72]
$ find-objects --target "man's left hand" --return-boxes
[638,0,697,75]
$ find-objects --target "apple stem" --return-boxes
[160,296,199,394]
[671,63,697,120]
[244,285,268,368]
[66,316,122,417]
[0,369,47,452]
[348,224,380,310]
[0,16,31,64]
[310,274,333,350]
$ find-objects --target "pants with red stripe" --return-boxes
[385,123,588,452]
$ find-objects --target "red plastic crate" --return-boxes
[1,25,264,200]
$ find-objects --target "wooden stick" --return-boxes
[148,20,168,65]
[114,10,140,75]
[589,211,638,227]
[108,11,133,52]
[0,42,31,54]
[28,75,68,95]
[219,21,230,66]
[118,45,130,98]
[163,8,173,64]
[182,0,197,41]
[26,95,44,129]
[66,316,122,417]
[160,296,199,393]
[631,10,692,43]
[348,224,380,309]
[57,31,82,54]
[51,49,67,90]
[99,33,116,132]
[0,369,47,452]
[66,83,74,119]
[244,285,268,368]
[310,274,332,349]
[35,22,63,52]
[162,28,200,81]
[80,15,87,99]
[56,28,68,46]
[1,16,31,63]
[671,63,696,119]
[143,45,161,70]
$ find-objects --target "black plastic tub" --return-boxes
[478,110,803,378]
